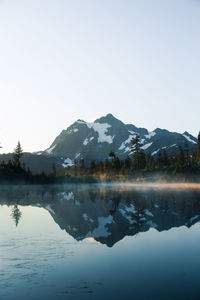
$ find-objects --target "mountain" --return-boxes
[43,113,197,165]
[0,113,197,173]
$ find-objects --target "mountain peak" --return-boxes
[43,114,197,163]
[105,113,115,118]
[183,131,190,136]
[95,113,124,127]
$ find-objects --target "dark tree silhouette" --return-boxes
[130,134,142,153]
[51,163,57,175]
[130,134,146,170]
[197,132,200,164]
[11,205,22,227]
[109,151,116,159]
[13,141,23,167]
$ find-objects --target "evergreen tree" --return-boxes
[8,160,13,168]
[146,153,154,170]
[120,164,127,175]
[0,160,5,168]
[184,142,189,165]
[197,132,200,164]
[124,156,131,169]
[156,152,163,169]
[103,159,110,173]
[191,152,196,167]
[72,160,78,176]
[99,161,104,174]
[109,151,116,159]
[80,159,85,169]
[79,159,86,175]
[112,157,121,170]
[22,162,26,170]
[130,134,146,170]
[89,160,96,174]
[27,167,32,177]
[131,152,146,170]
[161,150,169,167]
[51,163,57,175]
[13,141,23,167]
[177,146,185,168]
[131,134,142,153]
[11,205,22,227]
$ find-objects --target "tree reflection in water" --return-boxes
[11,205,22,227]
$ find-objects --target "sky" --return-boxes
[0,0,199,153]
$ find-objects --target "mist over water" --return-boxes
[1,183,200,299]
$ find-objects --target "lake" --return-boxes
[1,183,200,300]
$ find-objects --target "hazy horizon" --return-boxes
[0,0,199,153]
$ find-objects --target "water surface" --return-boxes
[1,184,200,299]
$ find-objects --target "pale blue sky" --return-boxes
[0,0,199,153]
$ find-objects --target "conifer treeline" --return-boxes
[0,142,95,183]
[0,134,200,183]
[57,132,200,178]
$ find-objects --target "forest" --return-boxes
[0,132,200,184]
[57,132,200,182]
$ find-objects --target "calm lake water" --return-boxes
[1,183,200,300]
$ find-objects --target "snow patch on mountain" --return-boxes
[75,153,81,159]
[129,130,136,135]
[119,134,136,151]
[141,142,152,150]
[44,114,198,163]
[68,128,79,134]
[77,120,113,144]
[83,136,94,146]
[46,144,56,154]
[183,134,197,144]
[152,149,160,156]
[145,131,156,139]
[62,158,74,168]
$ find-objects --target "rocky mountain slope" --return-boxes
[44,113,197,166]
[0,113,197,173]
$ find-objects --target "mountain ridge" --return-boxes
[0,113,197,173]
[43,113,198,166]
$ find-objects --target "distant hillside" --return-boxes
[0,153,64,174]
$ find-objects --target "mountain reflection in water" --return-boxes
[1,184,200,247]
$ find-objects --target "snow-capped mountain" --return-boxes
[44,113,197,165]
